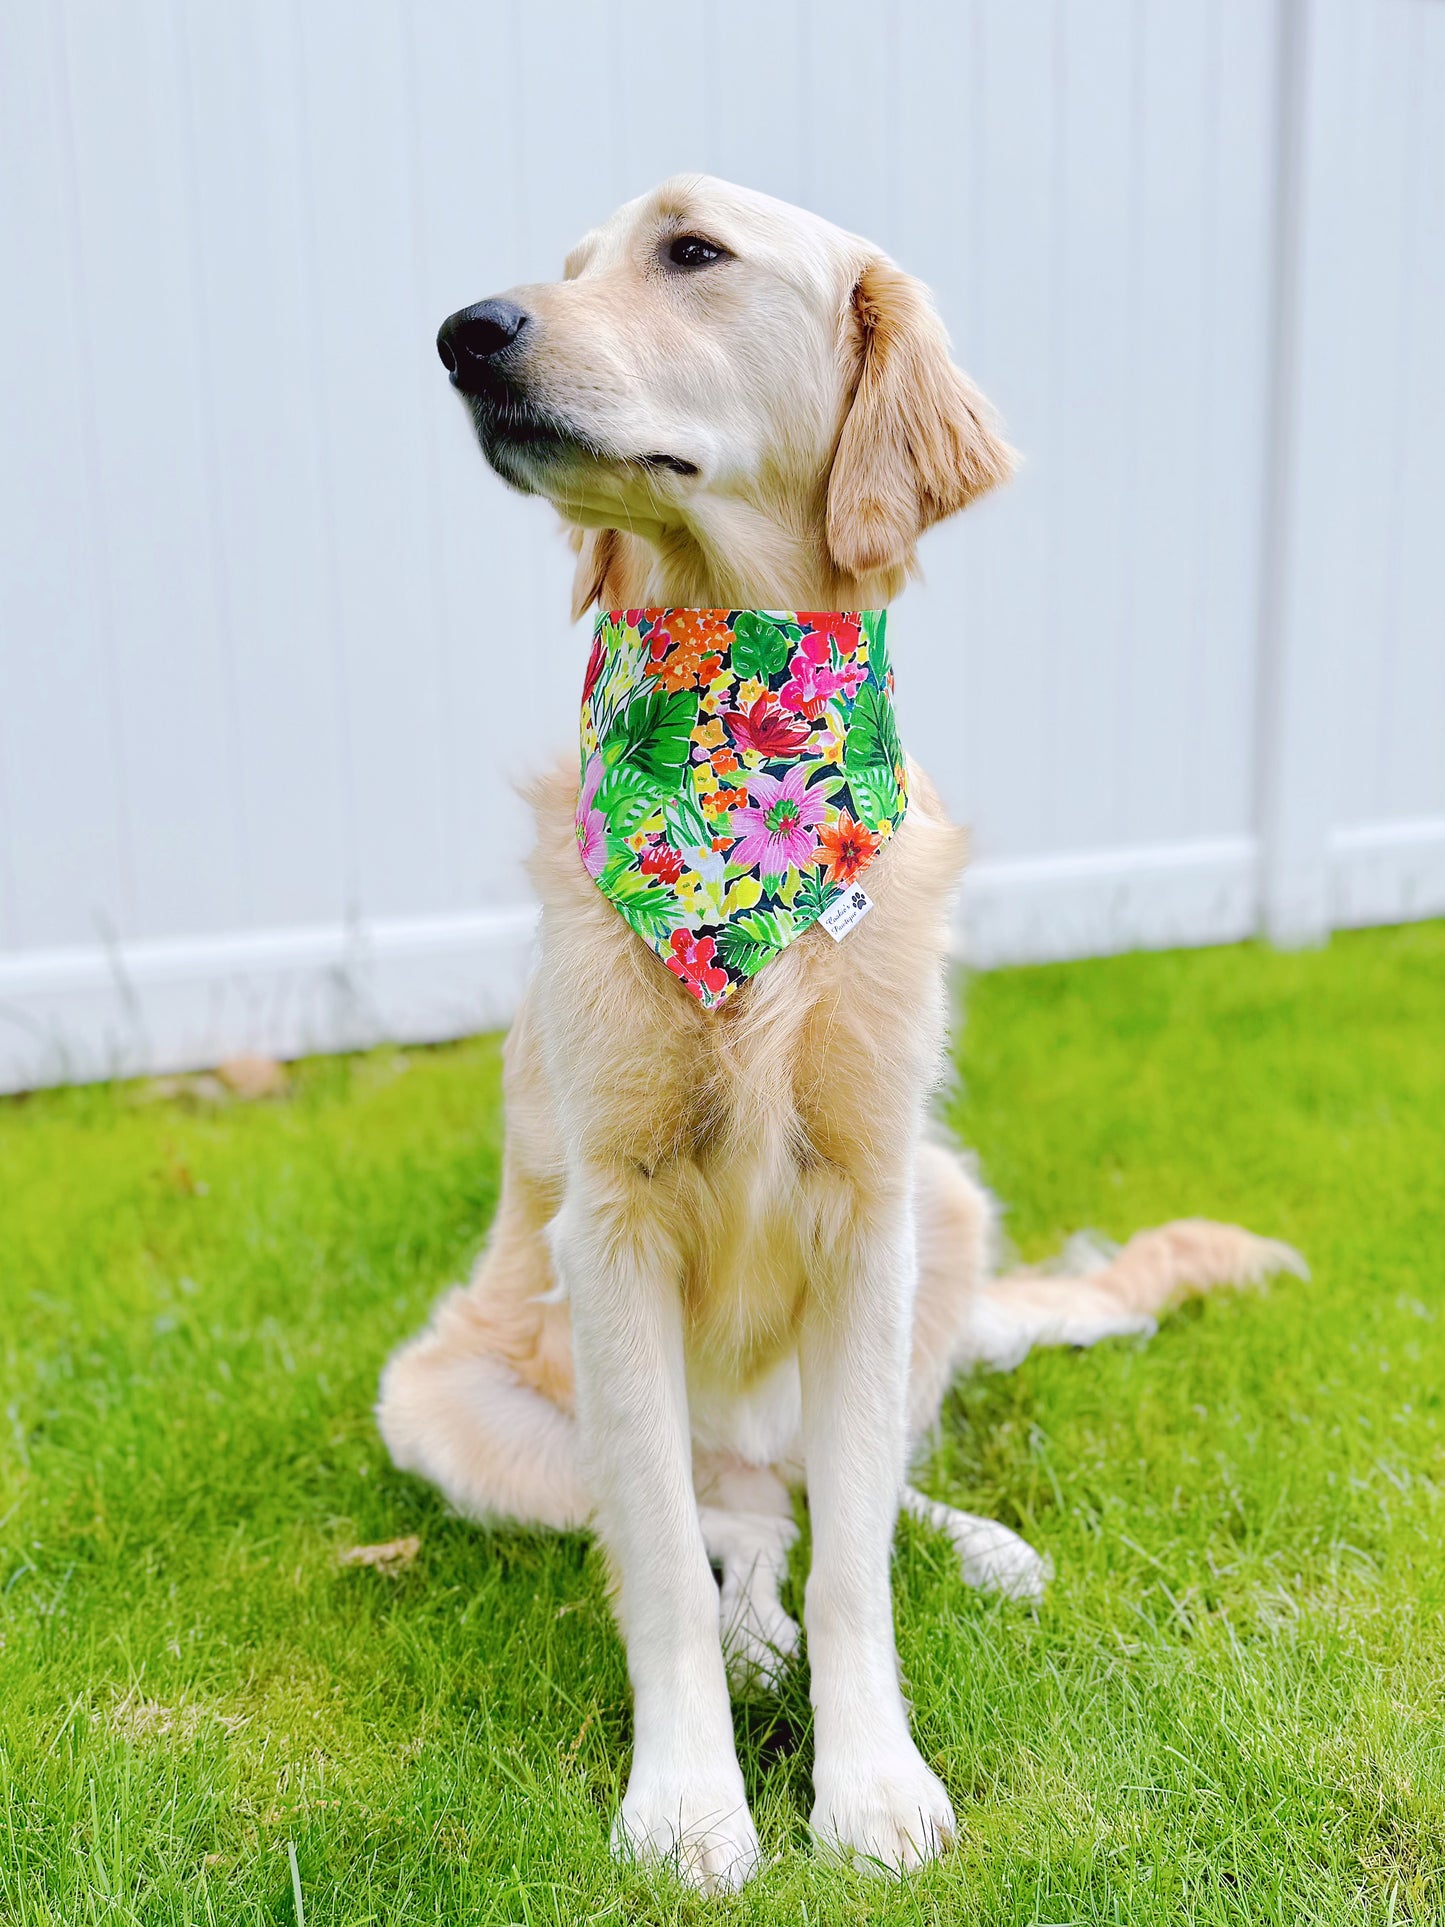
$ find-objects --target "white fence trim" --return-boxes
[956,838,1260,969]
[0,910,536,1094]
[1329,818,1445,931]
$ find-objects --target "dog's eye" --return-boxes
[667,235,726,270]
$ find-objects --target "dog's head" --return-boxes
[437,175,1013,608]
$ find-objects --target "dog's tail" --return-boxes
[967,1219,1308,1373]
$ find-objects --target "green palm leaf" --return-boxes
[845,680,902,778]
[794,870,841,924]
[602,686,700,787]
[861,608,890,680]
[602,869,682,942]
[716,908,797,977]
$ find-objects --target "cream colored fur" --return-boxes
[378,177,1304,1892]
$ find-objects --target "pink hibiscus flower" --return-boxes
[727,765,827,879]
[778,632,867,718]
[575,754,607,878]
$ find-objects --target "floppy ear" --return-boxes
[826,260,1015,578]
[568,526,624,621]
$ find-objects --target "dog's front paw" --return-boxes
[811,1742,956,1874]
[613,1764,762,1893]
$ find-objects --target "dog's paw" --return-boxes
[940,1510,1052,1603]
[811,1743,956,1874]
[612,1766,762,1894]
[906,1491,1053,1603]
[720,1585,800,1695]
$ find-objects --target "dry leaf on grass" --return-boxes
[337,1535,420,1576]
[217,1054,290,1100]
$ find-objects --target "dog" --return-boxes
[377,176,1304,1892]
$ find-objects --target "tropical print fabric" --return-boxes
[575,608,907,1008]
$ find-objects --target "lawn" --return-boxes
[2,924,1443,1925]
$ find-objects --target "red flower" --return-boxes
[797,612,861,656]
[725,696,811,758]
[665,930,729,1002]
[581,631,605,705]
[640,842,685,883]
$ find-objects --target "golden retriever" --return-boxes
[377,176,1303,1892]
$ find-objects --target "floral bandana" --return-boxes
[575,608,907,1007]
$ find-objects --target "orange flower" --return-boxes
[711,747,739,775]
[645,626,726,694]
[666,609,729,650]
[817,810,880,885]
[652,651,702,692]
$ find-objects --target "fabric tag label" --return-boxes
[819,885,874,941]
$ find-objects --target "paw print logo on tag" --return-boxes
[819,886,874,942]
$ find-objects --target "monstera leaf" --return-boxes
[595,763,667,836]
[730,613,796,682]
[848,764,903,831]
[602,686,699,787]
[717,907,797,977]
[845,679,903,778]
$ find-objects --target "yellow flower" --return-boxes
[695,718,725,749]
[820,731,845,767]
[736,678,765,706]
[627,831,647,852]
[694,765,719,795]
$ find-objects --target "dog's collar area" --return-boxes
[575,608,906,1007]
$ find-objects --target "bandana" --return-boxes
[575,608,907,1007]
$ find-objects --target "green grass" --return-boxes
[2,924,1444,1925]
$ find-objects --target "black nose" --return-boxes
[437,298,529,392]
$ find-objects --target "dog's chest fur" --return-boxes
[515,759,967,1393]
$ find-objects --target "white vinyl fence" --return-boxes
[1,0,1442,1092]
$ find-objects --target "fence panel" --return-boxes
[0,0,1441,1090]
